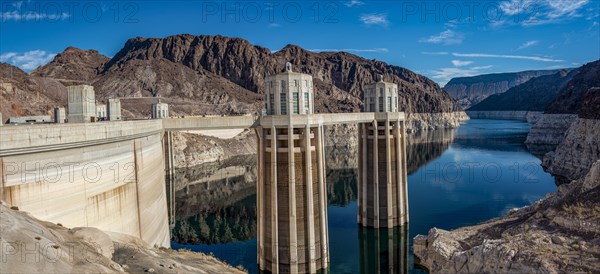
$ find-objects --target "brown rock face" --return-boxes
[0,63,65,119]
[546,60,600,115]
[31,47,109,85]
[101,34,462,115]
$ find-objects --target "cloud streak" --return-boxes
[452,53,563,62]
[345,0,364,7]
[452,60,473,67]
[2,11,71,21]
[419,30,464,45]
[517,40,539,50]
[360,13,389,27]
[496,0,591,27]
[0,50,57,71]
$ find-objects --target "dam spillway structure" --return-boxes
[358,75,409,228]
[255,62,329,273]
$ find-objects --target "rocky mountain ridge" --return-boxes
[29,34,463,118]
[444,69,564,109]
[468,69,577,111]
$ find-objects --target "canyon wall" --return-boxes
[542,118,600,182]
[524,114,578,145]
[444,69,562,109]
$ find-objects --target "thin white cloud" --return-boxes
[308,48,389,53]
[452,53,563,62]
[360,13,389,27]
[421,51,449,55]
[451,60,473,67]
[430,65,494,85]
[517,40,539,50]
[419,30,464,45]
[268,23,280,28]
[499,0,534,16]
[2,10,71,21]
[496,0,591,27]
[0,50,56,71]
[345,0,364,7]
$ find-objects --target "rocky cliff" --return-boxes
[525,60,600,146]
[444,69,563,109]
[468,69,576,111]
[546,60,600,115]
[525,114,578,145]
[542,89,600,182]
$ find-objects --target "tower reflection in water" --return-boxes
[359,226,409,274]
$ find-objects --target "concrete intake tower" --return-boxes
[256,63,329,273]
[358,75,409,228]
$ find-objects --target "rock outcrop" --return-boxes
[414,160,600,274]
[525,114,578,145]
[31,47,110,85]
[0,63,66,119]
[444,69,563,109]
[0,202,244,273]
[543,118,600,182]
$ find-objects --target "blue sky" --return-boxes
[1,0,599,85]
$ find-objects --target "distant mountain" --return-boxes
[546,60,600,115]
[31,47,109,85]
[468,69,578,111]
[444,69,564,109]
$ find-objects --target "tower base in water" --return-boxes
[256,116,330,274]
[358,113,409,228]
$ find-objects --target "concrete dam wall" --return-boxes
[0,120,170,247]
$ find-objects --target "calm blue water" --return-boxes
[171,119,557,273]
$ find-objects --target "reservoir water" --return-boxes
[170,119,557,273]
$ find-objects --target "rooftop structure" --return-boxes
[264,62,314,115]
[363,75,399,113]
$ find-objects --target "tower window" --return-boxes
[379,96,384,112]
[280,93,287,115]
[293,92,299,114]
[304,92,309,112]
